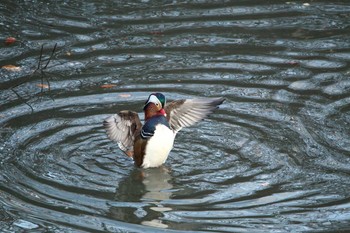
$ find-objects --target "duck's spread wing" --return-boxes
[103,110,142,157]
[165,97,224,132]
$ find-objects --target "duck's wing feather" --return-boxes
[103,110,142,157]
[165,97,224,132]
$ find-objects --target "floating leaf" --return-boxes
[287,61,299,65]
[2,65,21,71]
[36,83,49,89]
[101,84,117,88]
[118,94,131,98]
[5,37,16,45]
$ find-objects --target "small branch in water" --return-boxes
[11,87,34,113]
[44,43,57,69]
[11,43,58,112]
[33,43,57,73]
[36,44,44,71]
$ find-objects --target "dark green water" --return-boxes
[1,0,350,232]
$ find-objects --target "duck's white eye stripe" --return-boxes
[146,95,161,107]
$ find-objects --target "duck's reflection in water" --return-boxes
[110,166,173,228]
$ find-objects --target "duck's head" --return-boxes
[143,93,166,119]
[144,93,166,110]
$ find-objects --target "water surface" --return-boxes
[1,0,350,232]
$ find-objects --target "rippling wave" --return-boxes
[1,0,350,232]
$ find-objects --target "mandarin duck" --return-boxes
[104,93,224,168]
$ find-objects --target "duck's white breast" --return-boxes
[142,124,175,168]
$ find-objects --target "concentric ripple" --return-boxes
[1,0,350,232]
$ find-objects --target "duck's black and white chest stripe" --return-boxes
[141,115,170,139]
